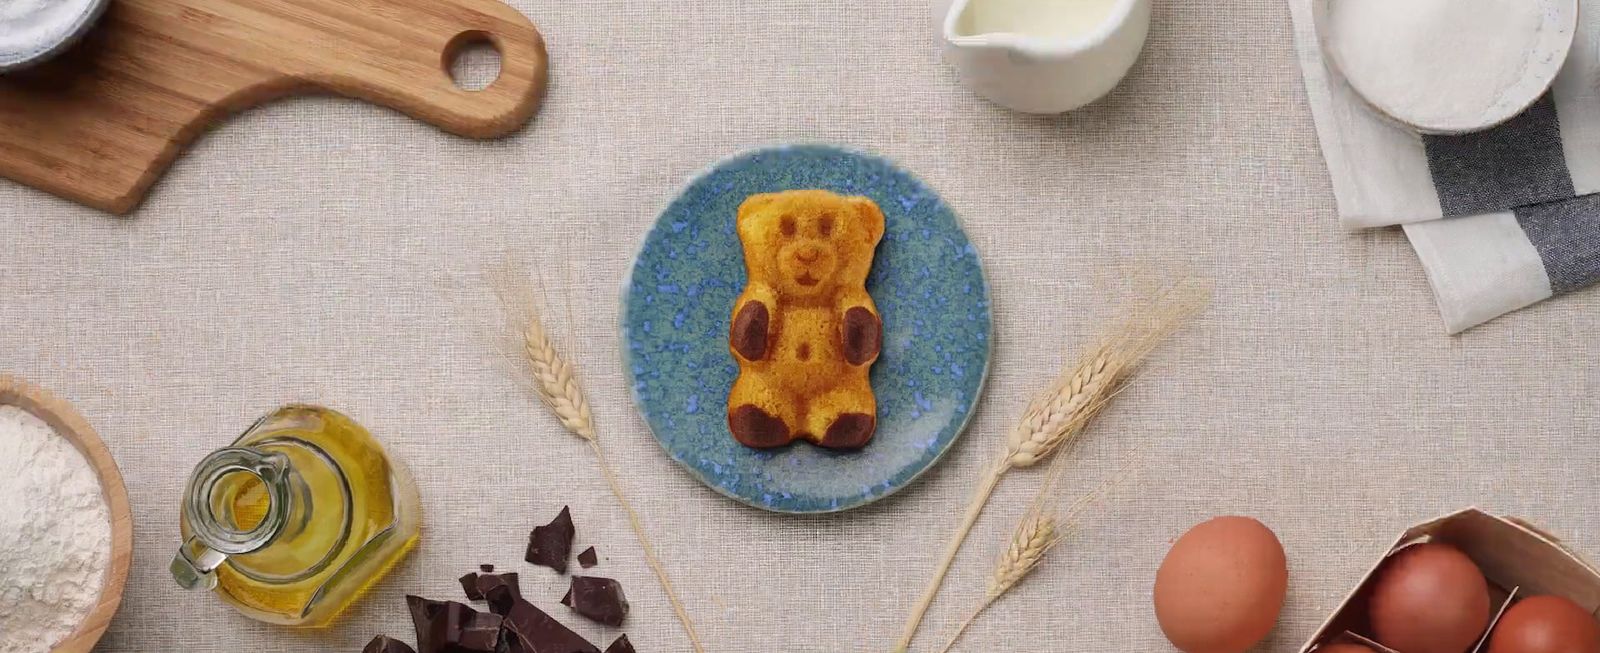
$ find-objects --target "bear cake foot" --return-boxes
[821,413,876,449]
[729,404,791,448]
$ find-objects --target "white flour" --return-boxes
[0,0,100,64]
[1326,0,1544,129]
[0,405,110,653]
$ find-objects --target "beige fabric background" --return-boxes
[4,0,1600,651]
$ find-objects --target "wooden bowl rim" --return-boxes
[0,376,133,653]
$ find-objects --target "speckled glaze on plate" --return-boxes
[621,144,993,513]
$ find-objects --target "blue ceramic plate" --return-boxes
[621,145,992,513]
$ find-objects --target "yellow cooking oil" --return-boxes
[174,405,421,627]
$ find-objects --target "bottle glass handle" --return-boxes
[170,446,291,591]
[171,536,227,591]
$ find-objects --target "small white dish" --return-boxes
[1315,0,1578,135]
[937,0,1151,114]
[0,0,111,73]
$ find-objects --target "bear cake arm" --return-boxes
[839,290,882,366]
[730,283,779,362]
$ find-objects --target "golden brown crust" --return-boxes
[726,190,885,449]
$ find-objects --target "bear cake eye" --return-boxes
[780,216,797,236]
[818,215,835,236]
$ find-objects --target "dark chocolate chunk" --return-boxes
[577,547,597,569]
[407,595,451,639]
[561,577,629,627]
[503,598,599,653]
[460,573,484,601]
[526,506,575,573]
[478,572,522,616]
[460,571,521,613]
[407,597,503,653]
[424,601,472,653]
[456,610,503,652]
[480,564,495,573]
[603,635,634,653]
[364,635,417,653]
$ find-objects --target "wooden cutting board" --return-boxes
[0,0,548,214]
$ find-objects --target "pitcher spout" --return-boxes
[942,0,1022,51]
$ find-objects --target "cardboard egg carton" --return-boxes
[1299,507,1600,653]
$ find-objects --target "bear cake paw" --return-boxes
[726,189,885,449]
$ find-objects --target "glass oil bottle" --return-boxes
[170,404,421,627]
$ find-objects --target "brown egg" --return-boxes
[1154,516,1289,653]
[1487,595,1600,653]
[1317,644,1378,653]
[1369,542,1491,653]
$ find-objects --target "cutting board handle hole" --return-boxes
[444,31,502,92]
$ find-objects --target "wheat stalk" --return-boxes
[893,278,1207,653]
[935,456,1131,653]
[931,507,1074,653]
[496,269,706,653]
[984,506,1062,602]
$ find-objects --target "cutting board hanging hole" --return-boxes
[445,31,503,92]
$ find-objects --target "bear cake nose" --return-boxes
[796,245,821,263]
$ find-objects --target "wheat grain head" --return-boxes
[1004,277,1209,468]
[491,264,597,442]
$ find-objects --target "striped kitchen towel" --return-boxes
[1289,0,1600,333]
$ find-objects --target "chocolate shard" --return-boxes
[480,564,495,573]
[407,595,451,640]
[603,635,634,653]
[456,610,504,652]
[460,573,484,601]
[364,635,417,653]
[561,577,629,627]
[424,601,472,653]
[525,506,576,574]
[408,597,503,653]
[478,572,523,616]
[577,547,598,569]
[503,598,599,653]
[459,571,523,615]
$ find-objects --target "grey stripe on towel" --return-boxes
[1513,194,1600,294]
[1425,95,1574,218]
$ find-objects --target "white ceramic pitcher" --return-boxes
[937,0,1151,114]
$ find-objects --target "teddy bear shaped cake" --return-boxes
[727,189,885,449]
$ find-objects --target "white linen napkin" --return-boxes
[1289,0,1600,333]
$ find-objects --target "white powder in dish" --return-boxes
[1326,0,1546,130]
[0,405,110,653]
[0,0,101,67]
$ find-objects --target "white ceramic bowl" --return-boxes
[1315,0,1578,135]
[0,0,112,73]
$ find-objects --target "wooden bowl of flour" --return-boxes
[0,376,133,653]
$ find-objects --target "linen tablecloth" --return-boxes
[3,1,1600,651]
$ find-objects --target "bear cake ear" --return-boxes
[850,196,886,244]
[737,194,780,224]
